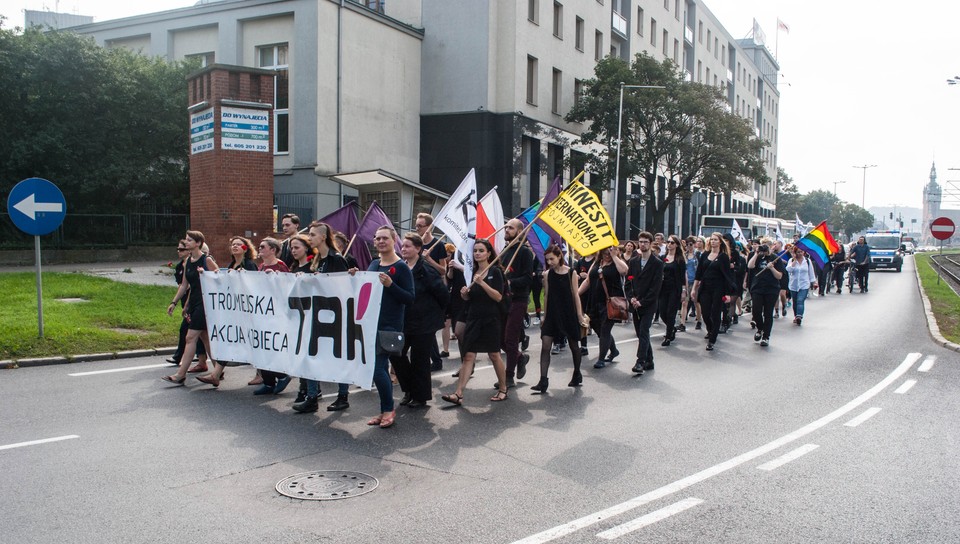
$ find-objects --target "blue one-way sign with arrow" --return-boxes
[7,177,67,236]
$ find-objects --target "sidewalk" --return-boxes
[0,261,175,287]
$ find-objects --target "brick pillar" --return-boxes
[187,64,275,263]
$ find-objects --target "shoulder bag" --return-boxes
[601,265,629,321]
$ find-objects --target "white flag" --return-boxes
[477,187,505,253]
[435,169,478,284]
[731,220,746,243]
[795,213,808,237]
[774,224,785,244]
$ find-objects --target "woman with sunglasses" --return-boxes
[658,235,687,346]
[162,230,219,385]
[166,240,207,368]
[690,232,735,351]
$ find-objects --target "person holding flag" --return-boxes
[746,238,785,346]
[499,218,536,388]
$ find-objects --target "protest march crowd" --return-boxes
[160,171,873,429]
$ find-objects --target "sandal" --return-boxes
[441,392,463,406]
[161,375,185,385]
[366,415,383,426]
[379,411,396,428]
[490,389,508,402]
[187,364,208,373]
[196,374,220,388]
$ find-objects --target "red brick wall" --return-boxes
[187,67,275,264]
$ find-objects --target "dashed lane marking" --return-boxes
[509,352,922,544]
[894,380,917,394]
[595,498,704,540]
[918,356,936,372]
[0,435,79,451]
[844,407,882,427]
[757,444,820,471]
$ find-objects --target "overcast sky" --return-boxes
[4,0,959,211]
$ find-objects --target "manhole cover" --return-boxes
[275,471,378,501]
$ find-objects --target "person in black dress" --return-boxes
[167,240,208,368]
[578,246,628,368]
[531,245,587,393]
[691,232,736,351]
[658,235,686,346]
[163,230,219,385]
[442,239,510,405]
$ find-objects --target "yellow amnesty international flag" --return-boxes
[538,180,619,255]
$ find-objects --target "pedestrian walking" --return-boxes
[691,232,735,351]
[747,240,785,346]
[624,232,663,374]
[530,245,587,393]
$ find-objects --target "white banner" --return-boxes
[199,270,384,389]
[434,168,478,284]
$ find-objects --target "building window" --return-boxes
[706,67,710,82]
[673,38,679,63]
[698,20,702,43]
[650,19,657,47]
[706,30,711,51]
[636,7,644,35]
[551,68,562,114]
[714,37,719,58]
[553,1,563,39]
[575,16,584,51]
[526,55,539,105]
[697,60,701,82]
[257,43,289,154]
[574,78,584,105]
[528,0,539,24]
[186,51,215,67]
[662,29,668,55]
[595,30,603,61]
[721,45,726,66]
[674,0,680,20]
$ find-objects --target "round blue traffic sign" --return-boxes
[7,178,67,236]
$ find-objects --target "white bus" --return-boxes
[700,214,788,241]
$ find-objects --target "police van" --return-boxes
[864,229,904,272]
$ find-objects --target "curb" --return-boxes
[2,346,179,369]
[914,257,960,353]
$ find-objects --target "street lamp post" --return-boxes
[613,82,666,239]
[852,164,877,208]
[832,180,846,196]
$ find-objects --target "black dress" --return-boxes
[588,262,625,323]
[461,267,505,353]
[184,254,210,331]
[541,269,581,341]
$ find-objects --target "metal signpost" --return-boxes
[6,178,67,337]
[930,216,955,285]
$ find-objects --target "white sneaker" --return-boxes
[532,317,541,326]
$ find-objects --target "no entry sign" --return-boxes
[931,217,955,241]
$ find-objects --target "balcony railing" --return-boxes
[612,11,628,36]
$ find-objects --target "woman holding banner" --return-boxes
[351,226,414,428]
[292,221,352,413]
[442,239,510,405]
[227,236,258,271]
[162,230,219,385]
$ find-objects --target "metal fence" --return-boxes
[0,212,189,249]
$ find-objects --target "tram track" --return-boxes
[929,254,960,294]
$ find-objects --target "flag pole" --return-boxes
[342,233,358,255]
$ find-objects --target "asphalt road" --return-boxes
[2,256,957,543]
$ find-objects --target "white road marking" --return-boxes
[510,352,922,544]
[0,435,79,451]
[844,407,882,427]
[595,498,704,540]
[757,444,820,471]
[69,363,170,376]
[894,380,917,394]
[918,356,936,372]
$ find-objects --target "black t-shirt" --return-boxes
[465,267,505,320]
[422,237,448,265]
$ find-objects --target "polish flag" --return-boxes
[477,187,505,253]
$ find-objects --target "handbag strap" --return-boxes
[600,265,613,301]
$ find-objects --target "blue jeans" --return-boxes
[304,379,349,399]
[790,288,809,318]
[373,351,394,412]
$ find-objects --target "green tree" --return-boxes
[565,53,770,234]
[776,167,800,219]
[797,189,840,225]
[0,26,197,214]
[830,203,874,236]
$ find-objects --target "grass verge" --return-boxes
[915,254,960,344]
[1,272,179,359]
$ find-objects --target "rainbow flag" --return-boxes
[794,221,840,267]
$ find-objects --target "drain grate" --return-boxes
[275,470,378,501]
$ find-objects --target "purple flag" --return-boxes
[318,201,360,237]
[356,201,401,263]
[517,176,564,264]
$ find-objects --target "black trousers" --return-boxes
[632,307,656,364]
[751,291,777,339]
[698,283,725,344]
[658,288,681,338]
[391,332,434,402]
